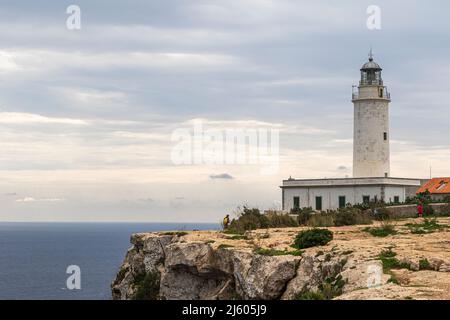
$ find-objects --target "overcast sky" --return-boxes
[0,1,449,222]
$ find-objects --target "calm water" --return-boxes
[0,222,219,300]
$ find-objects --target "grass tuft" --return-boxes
[378,249,410,273]
[161,231,188,237]
[132,271,160,300]
[406,218,447,234]
[419,258,433,270]
[363,221,397,237]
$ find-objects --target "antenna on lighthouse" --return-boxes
[369,47,373,61]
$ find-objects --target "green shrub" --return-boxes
[305,207,373,228]
[116,267,129,283]
[353,200,385,211]
[405,190,440,206]
[291,207,314,225]
[363,221,397,237]
[388,275,400,284]
[132,271,160,300]
[295,291,325,300]
[289,250,304,256]
[417,191,432,204]
[315,250,324,257]
[378,249,410,273]
[410,228,427,235]
[373,207,392,221]
[293,229,333,249]
[162,231,188,236]
[406,218,446,234]
[424,205,434,216]
[266,212,299,228]
[419,259,432,270]
[380,258,410,273]
[404,196,416,205]
[227,207,299,234]
[296,275,345,300]
[227,207,269,234]
[320,275,346,299]
[379,248,397,259]
[334,207,372,226]
[290,207,302,215]
[423,218,444,230]
[307,212,335,227]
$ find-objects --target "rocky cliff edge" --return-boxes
[112,218,450,300]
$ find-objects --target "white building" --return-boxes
[281,52,421,211]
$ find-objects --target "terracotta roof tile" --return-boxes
[417,177,450,194]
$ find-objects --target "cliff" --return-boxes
[112,217,450,300]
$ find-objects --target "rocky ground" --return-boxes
[112,217,450,300]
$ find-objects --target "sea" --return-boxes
[0,222,219,300]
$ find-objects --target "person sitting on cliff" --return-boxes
[223,214,230,230]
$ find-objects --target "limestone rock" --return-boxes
[112,217,450,300]
[233,253,299,299]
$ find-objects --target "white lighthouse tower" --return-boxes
[352,50,391,178]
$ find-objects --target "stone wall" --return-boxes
[386,203,450,218]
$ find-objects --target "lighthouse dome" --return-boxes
[361,56,382,71]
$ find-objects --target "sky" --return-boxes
[0,0,449,222]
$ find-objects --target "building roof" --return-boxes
[281,177,421,189]
[361,58,382,71]
[417,178,450,194]
[361,49,382,71]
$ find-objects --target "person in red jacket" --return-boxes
[417,203,424,218]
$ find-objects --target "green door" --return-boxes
[339,196,346,209]
[315,196,322,211]
[293,197,300,209]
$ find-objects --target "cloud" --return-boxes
[0,51,21,72]
[0,112,88,126]
[0,50,242,74]
[15,197,65,203]
[210,173,234,180]
[0,1,449,222]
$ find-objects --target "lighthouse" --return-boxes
[280,51,422,212]
[352,50,391,178]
